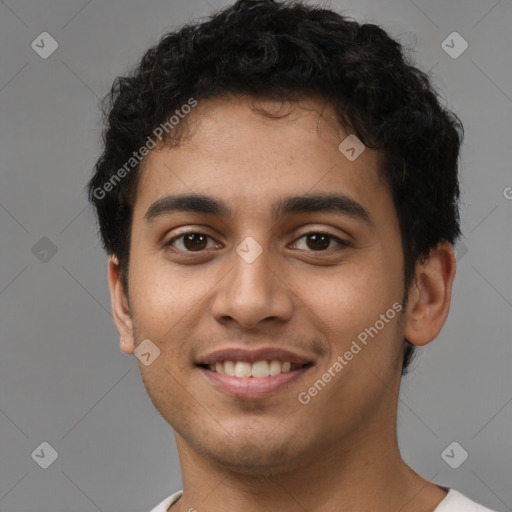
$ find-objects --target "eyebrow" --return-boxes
[144,192,373,225]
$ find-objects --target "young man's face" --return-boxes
[111,95,417,474]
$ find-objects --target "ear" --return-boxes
[107,255,135,354]
[403,241,457,347]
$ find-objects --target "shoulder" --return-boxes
[435,488,499,512]
[148,488,500,512]
[148,490,183,512]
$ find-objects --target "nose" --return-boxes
[211,241,294,329]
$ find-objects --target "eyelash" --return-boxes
[164,230,350,253]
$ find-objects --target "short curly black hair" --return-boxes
[87,0,464,375]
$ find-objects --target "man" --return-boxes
[87,1,498,510]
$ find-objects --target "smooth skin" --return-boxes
[108,94,456,512]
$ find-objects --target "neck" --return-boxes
[171,415,447,512]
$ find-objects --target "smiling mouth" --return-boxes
[197,360,313,378]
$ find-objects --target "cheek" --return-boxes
[308,261,395,322]
[302,258,403,362]
[129,254,199,333]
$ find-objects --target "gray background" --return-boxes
[0,0,511,511]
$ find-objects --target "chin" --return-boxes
[198,434,309,476]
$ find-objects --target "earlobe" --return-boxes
[403,241,457,347]
[107,255,135,354]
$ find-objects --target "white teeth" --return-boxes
[208,359,298,377]
[235,361,252,378]
[251,360,269,378]
[224,360,236,376]
[269,360,282,376]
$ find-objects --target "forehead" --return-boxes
[133,95,389,220]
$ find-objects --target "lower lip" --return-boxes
[198,366,312,398]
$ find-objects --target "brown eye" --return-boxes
[292,232,348,252]
[166,232,215,252]
[305,233,330,250]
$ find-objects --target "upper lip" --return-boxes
[196,347,313,366]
